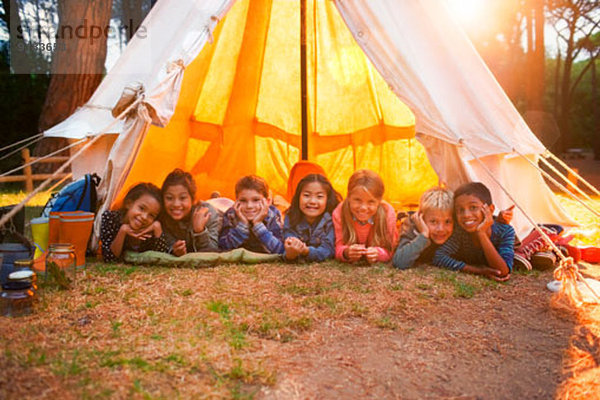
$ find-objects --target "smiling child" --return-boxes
[432,182,514,281]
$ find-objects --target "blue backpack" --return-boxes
[42,174,101,217]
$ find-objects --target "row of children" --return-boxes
[100,168,519,281]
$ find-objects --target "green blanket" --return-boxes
[123,248,281,267]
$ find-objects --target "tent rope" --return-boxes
[0,134,45,161]
[0,133,45,159]
[0,138,86,178]
[0,132,44,153]
[459,140,600,304]
[537,156,600,213]
[43,172,73,194]
[0,95,144,230]
[0,135,104,229]
[512,150,600,218]
[545,151,600,197]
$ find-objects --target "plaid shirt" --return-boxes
[218,205,284,254]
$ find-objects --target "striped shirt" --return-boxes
[432,222,515,272]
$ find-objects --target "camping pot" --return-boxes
[10,263,37,292]
[45,244,76,289]
[0,243,32,285]
[1,280,34,317]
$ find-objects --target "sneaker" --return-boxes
[514,253,532,270]
[514,227,556,264]
[530,251,556,270]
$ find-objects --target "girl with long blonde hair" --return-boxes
[332,169,398,263]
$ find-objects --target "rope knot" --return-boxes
[167,59,185,74]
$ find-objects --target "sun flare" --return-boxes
[446,0,486,25]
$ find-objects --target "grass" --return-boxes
[3,260,499,398]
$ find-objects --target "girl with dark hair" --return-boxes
[100,182,168,262]
[283,174,341,261]
[160,169,221,256]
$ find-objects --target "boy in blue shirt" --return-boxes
[219,175,285,254]
[433,182,514,281]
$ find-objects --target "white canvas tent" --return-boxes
[43,0,575,238]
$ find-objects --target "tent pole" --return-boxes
[300,0,308,160]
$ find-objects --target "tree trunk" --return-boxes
[556,18,578,153]
[35,0,113,172]
[525,0,545,112]
[120,0,144,42]
[533,0,545,110]
[592,60,599,159]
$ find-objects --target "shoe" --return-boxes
[530,251,556,270]
[514,253,532,270]
[515,226,556,261]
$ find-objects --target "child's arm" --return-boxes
[332,205,350,261]
[432,232,466,271]
[252,205,285,254]
[100,211,123,262]
[476,206,511,277]
[191,203,221,252]
[478,223,515,277]
[392,232,431,269]
[141,221,170,253]
[283,215,302,260]
[305,217,335,262]
[218,208,250,250]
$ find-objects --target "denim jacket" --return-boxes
[283,212,335,262]
[218,205,284,254]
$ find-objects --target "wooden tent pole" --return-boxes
[300,0,308,160]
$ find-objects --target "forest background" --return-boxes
[0,0,598,178]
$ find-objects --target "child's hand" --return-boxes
[476,204,494,233]
[284,238,299,259]
[345,244,366,262]
[285,237,305,260]
[253,198,269,224]
[121,223,151,240]
[481,267,510,282]
[497,205,515,225]
[412,212,430,238]
[147,220,162,238]
[193,207,211,233]
[364,247,379,264]
[234,201,249,225]
[172,240,187,256]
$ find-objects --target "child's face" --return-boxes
[125,194,160,231]
[423,209,453,245]
[348,186,380,223]
[299,181,327,224]
[237,189,266,220]
[454,194,491,233]
[163,184,193,221]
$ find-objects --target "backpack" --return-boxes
[42,174,101,217]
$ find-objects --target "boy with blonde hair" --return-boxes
[393,187,454,269]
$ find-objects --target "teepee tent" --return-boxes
[43,0,575,237]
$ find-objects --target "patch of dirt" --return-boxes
[260,274,574,400]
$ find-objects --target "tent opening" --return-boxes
[116,0,439,208]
